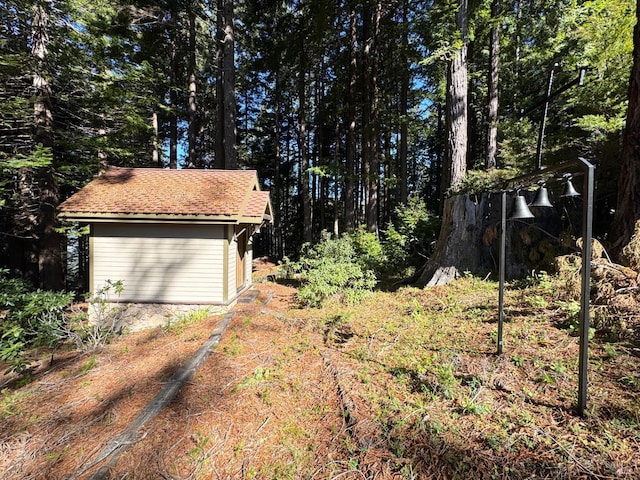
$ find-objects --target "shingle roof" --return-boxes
[58,167,272,224]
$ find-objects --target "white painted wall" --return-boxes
[92,223,225,304]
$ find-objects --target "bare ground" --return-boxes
[1,260,360,479]
[1,258,639,479]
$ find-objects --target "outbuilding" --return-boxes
[58,167,272,317]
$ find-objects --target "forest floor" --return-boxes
[1,258,640,480]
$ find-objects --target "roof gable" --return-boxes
[59,167,271,224]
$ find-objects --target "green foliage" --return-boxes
[0,270,73,373]
[382,197,440,274]
[0,144,53,170]
[350,227,385,273]
[454,167,520,195]
[284,232,377,307]
[75,280,126,350]
[0,272,130,373]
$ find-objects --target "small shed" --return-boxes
[58,167,272,309]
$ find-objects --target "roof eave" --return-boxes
[238,214,272,224]
[58,212,241,224]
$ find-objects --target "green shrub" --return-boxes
[62,279,125,351]
[351,226,385,273]
[0,270,73,373]
[285,232,377,307]
[381,197,440,276]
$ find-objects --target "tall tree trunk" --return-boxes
[384,130,392,225]
[611,0,640,256]
[333,118,341,236]
[221,0,236,169]
[298,63,312,243]
[274,71,283,258]
[152,109,161,166]
[399,0,409,204]
[513,0,522,111]
[345,2,358,232]
[214,0,225,169]
[423,0,469,285]
[363,1,381,235]
[440,0,468,208]
[486,0,500,170]
[32,1,62,290]
[169,29,178,170]
[187,6,198,168]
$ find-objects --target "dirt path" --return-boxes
[1,274,370,479]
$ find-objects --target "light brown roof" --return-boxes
[58,167,272,224]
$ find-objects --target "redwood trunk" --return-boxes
[214,0,225,169]
[32,1,62,290]
[486,0,500,170]
[299,64,312,243]
[399,0,409,204]
[611,0,640,256]
[345,2,357,232]
[221,0,236,169]
[362,2,381,235]
[441,0,468,201]
[187,6,198,167]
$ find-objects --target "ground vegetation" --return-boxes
[0,259,638,479]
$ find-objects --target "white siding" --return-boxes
[92,223,225,303]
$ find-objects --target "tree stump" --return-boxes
[418,192,568,287]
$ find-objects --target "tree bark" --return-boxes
[424,0,470,284]
[440,0,468,204]
[274,71,283,258]
[32,1,62,290]
[399,0,409,204]
[169,28,178,170]
[345,2,357,232]
[214,0,225,169]
[419,192,566,286]
[611,0,640,256]
[187,5,198,168]
[221,0,236,169]
[486,0,500,170]
[419,195,490,286]
[298,61,312,243]
[363,1,381,235]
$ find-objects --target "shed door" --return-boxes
[236,226,247,289]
